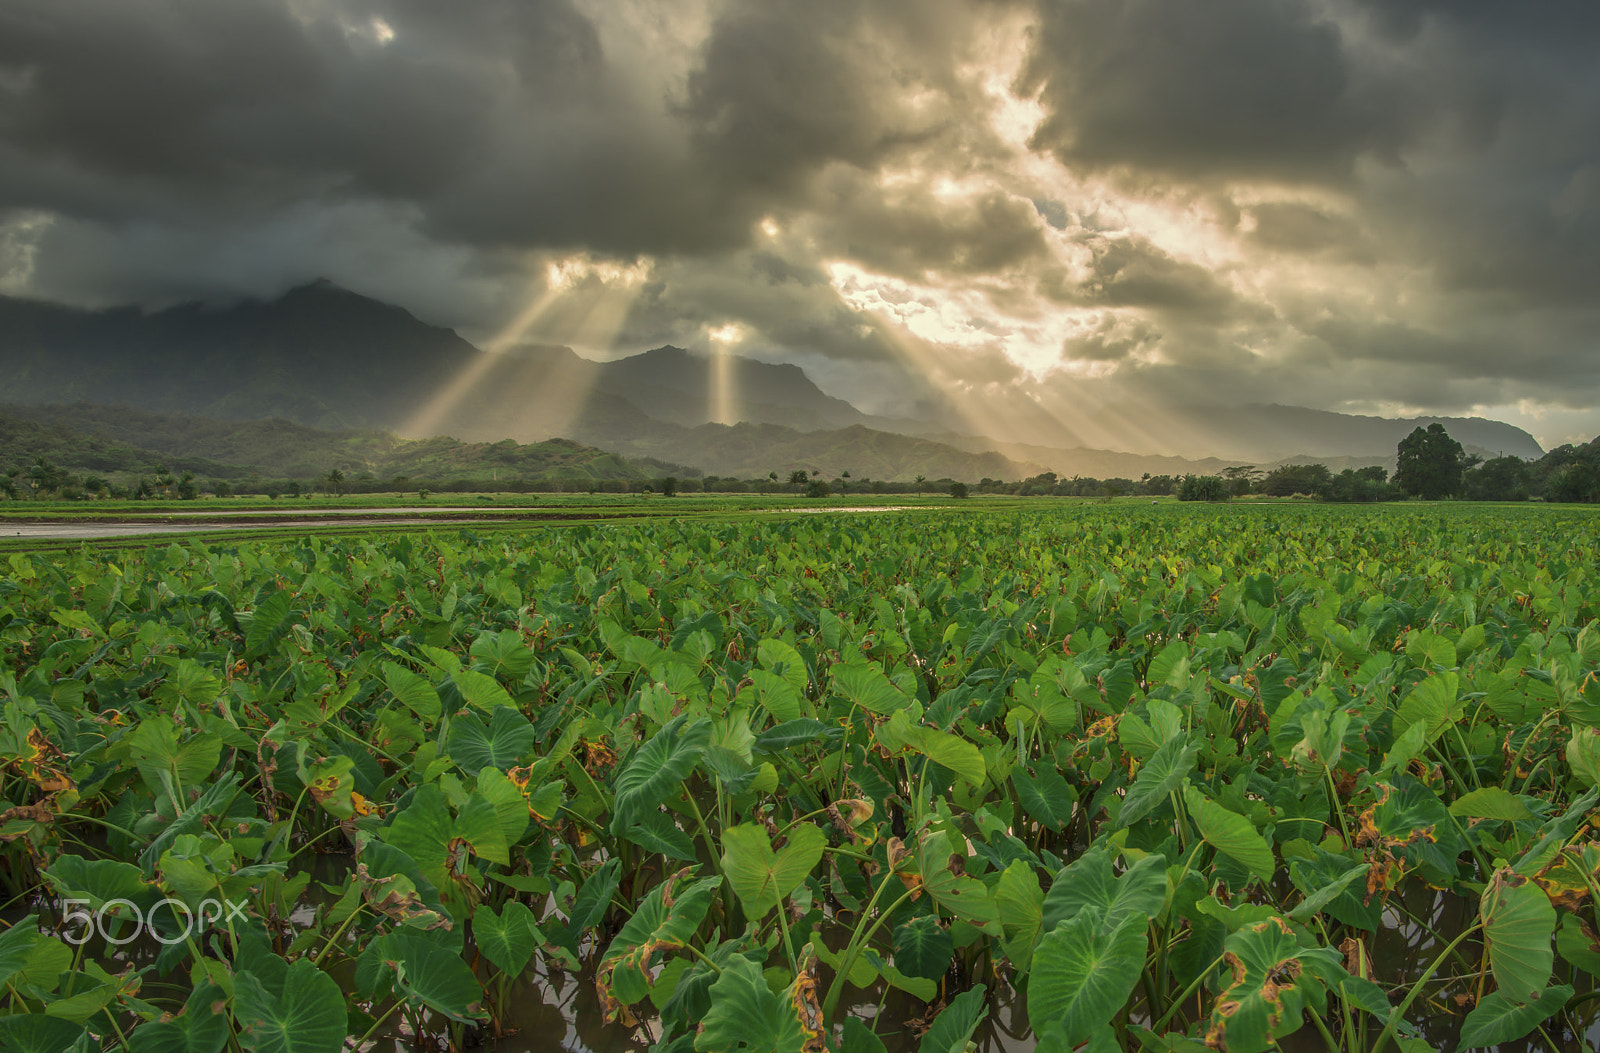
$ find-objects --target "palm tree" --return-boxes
[915,474,926,493]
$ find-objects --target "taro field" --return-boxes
[2,503,1600,1052]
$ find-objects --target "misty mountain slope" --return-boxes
[0,283,871,440]
[0,403,657,482]
[1063,403,1543,462]
[0,282,1545,481]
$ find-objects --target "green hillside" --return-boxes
[0,404,664,494]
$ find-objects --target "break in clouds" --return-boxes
[2,0,1599,447]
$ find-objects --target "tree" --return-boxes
[914,474,926,493]
[788,469,809,487]
[805,479,832,498]
[949,481,969,499]
[1260,463,1332,498]
[1220,466,1259,496]
[1462,456,1531,501]
[1178,475,1230,501]
[660,476,678,497]
[1395,423,1470,499]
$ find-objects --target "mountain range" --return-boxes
[0,281,1545,480]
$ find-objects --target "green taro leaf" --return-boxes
[1393,672,1462,745]
[126,982,229,1053]
[908,725,987,789]
[1287,861,1370,922]
[1481,870,1556,1002]
[234,959,348,1053]
[563,859,623,952]
[140,773,244,873]
[758,638,809,694]
[1241,573,1276,610]
[0,1015,89,1053]
[0,918,41,985]
[1207,918,1334,1053]
[750,669,803,724]
[610,716,712,832]
[832,661,910,715]
[918,984,989,1053]
[125,717,223,799]
[447,706,535,772]
[244,590,295,658]
[1459,985,1573,1048]
[811,939,880,990]
[1028,911,1148,1046]
[375,928,489,1023]
[918,834,1000,929]
[453,668,516,711]
[618,811,699,862]
[994,860,1045,971]
[1556,914,1600,978]
[1286,847,1379,931]
[473,900,539,979]
[1184,786,1274,884]
[1404,630,1456,671]
[892,915,953,981]
[1565,727,1600,789]
[601,874,721,1006]
[1013,766,1076,832]
[378,784,457,889]
[862,950,939,1001]
[470,628,534,682]
[753,719,839,753]
[840,1019,888,1053]
[1449,787,1535,822]
[1117,739,1198,829]
[382,661,441,721]
[721,823,826,921]
[693,954,806,1053]
[1042,846,1168,937]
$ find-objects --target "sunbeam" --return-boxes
[708,323,743,425]
[400,278,562,439]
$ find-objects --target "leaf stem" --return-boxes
[1371,920,1484,1053]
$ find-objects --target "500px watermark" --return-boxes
[59,898,248,946]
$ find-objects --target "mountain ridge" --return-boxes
[0,281,1547,479]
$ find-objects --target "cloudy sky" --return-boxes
[2,0,1599,449]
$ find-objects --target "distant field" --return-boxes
[2,502,1598,1051]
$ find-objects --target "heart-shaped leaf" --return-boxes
[721,823,825,921]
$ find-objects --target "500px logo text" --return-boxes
[59,898,248,946]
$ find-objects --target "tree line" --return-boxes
[7,423,1598,503]
[1174,423,1599,502]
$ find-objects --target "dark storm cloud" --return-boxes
[0,0,1011,298]
[1046,235,1244,324]
[1245,203,1372,261]
[1348,0,1600,50]
[815,173,1049,280]
[2,0,1600,444]
[1017,0,1418,186]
